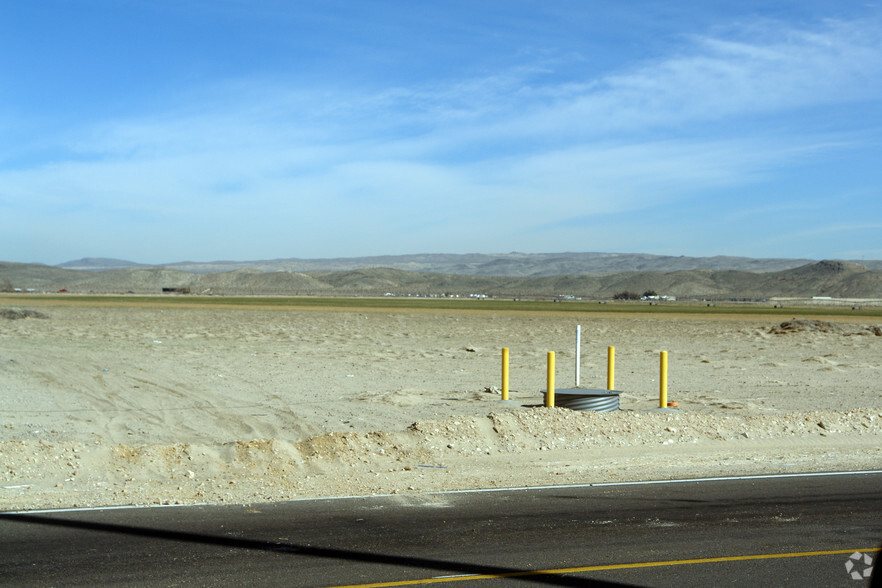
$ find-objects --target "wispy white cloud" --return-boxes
[2,13,880,262]
[522,18,882,135]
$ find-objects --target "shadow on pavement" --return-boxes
[2,512,636,587]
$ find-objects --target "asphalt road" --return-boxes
[2,472,881,587]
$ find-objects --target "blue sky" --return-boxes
[2,1,881,265]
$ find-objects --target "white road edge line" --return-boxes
[3,470,881,515]
[433,470,882,494]
[2,503,209,515]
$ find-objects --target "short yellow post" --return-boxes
[607,346,615,390]
[501,347,510,401]
[545,351,555,407]
[660,351,668,408]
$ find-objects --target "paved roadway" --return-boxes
[2,472,881,587]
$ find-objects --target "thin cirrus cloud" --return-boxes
[528,19,882,135]
[1,12,880,262]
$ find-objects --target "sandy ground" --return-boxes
[1,302,881,511]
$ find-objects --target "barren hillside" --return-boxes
[3,258,882,299]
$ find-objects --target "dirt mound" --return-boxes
[0,308,49,320]
[768,319,844,334]
[768,319,882,336]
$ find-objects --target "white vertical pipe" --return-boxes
[575,324,581,387]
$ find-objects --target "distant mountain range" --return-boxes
[2,252,880,299]
[54,252,882,275]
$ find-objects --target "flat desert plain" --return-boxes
[1,298,881,511]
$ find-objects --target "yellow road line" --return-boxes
[328,547,881,587]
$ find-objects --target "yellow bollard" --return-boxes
[545,351,555,407]
[501,347,510,401]
[660,351,668,408]
[607,346,615,390]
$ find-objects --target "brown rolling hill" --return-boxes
[2,258,882,300]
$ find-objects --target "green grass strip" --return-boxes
[3,293,881,318]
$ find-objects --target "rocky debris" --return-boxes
[768,319,882,336]
[769,319,843,334]
[4,407,881,511]
[0,308,49,320]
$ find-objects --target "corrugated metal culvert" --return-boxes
[549,388,622,412]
